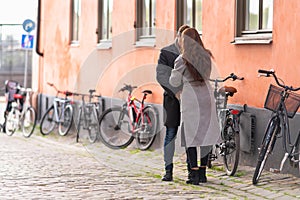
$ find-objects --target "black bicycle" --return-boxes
[74,89,104,143]
[252,69,300,185]
[208,73,244,176]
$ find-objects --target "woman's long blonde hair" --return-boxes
[181,28,212,83]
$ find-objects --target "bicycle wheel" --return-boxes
[21,107,37,138]
[297,141,300,174]
[58,104,73,136]
[40,106,56,135]
[87,106,100,143]
[222,125,240,176]
[99,106,134,149]
[136,106,158,150]
[5,108,19,136]
[290,137,300,174]
[75,107,82,142]
[252,117,279,185]
[95,99,104,120]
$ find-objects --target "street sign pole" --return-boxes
[24,44,28,88]
[22,19,35,88]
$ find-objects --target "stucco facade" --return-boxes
[35,0,300,175]
[36,0,300,108]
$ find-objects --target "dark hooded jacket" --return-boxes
[156,42,182,127]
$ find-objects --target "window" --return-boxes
[71,0,81,45]
[97,0,113,49]
[235,0,273,44]
[176,0,203,33]
[135,0,156,47]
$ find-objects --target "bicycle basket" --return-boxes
[264,84,300,118]
[5,80,20,102]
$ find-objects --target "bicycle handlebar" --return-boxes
[258,69,300,92]
[119,84,138,93]
[72,90,102,99]
[210,73,244,83]
[47,82,73,96]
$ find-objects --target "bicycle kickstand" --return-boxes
[270,152,289,173]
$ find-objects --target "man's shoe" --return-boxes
[162,169,173,181]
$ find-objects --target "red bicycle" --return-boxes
[98,84,158,150]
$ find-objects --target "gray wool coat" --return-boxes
[169,55,221,147]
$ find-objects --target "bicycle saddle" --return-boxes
[89,89,96,94]
[219,86,237,96]
[13,94,24,99]
[142,90,152,95]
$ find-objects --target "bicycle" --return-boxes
[5,85,37,138]
[74,89,104,143]
[98,84,158,150]
[252,69,300,185]
[40,82,74,136]
[208,73,244,176]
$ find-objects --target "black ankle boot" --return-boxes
[199,167,207,183]
[187,169,199,185]
[162,169,173,181]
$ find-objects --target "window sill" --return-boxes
[231,34,272,45]
[70,41,80,47]
[135,35,156,47]
[97,40,112,50]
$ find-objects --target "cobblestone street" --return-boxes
[0,130,299,199]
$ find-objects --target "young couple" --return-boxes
[156,25,220,185]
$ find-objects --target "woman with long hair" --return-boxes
[169,28,220,185]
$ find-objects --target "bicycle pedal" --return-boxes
[269,168,280,173]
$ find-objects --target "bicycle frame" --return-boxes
[10,87,33,120]
[48,82,73,123]
[40,82,74,136]
[22,89,32,113]
[253,69,300,184]
[75,90,102,143]
[51,97,71,123]
[208,73,244,176]
[211,75,243,139]
[123,90,147,134]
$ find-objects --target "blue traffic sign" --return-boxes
[23,19,35,33]
[21,34,34,49]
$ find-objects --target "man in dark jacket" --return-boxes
[156,25,189,181]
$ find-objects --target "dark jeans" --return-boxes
[164,127,178,170]
[186,146,212,168]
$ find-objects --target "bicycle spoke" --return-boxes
[136,106,157,150]
[40,106,56,135]
[22,107,37,138]
[99,107,134,149]
[58,105,73,136]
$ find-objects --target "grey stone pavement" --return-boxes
[0,127,299,200]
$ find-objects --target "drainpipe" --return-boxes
[36,0,43,57]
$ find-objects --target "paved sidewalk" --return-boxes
[0,130,299,199]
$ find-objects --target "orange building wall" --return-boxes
[37,0,300,110]
[38,0,177,105]
[204,0,300,108]
[39,0,99,95]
